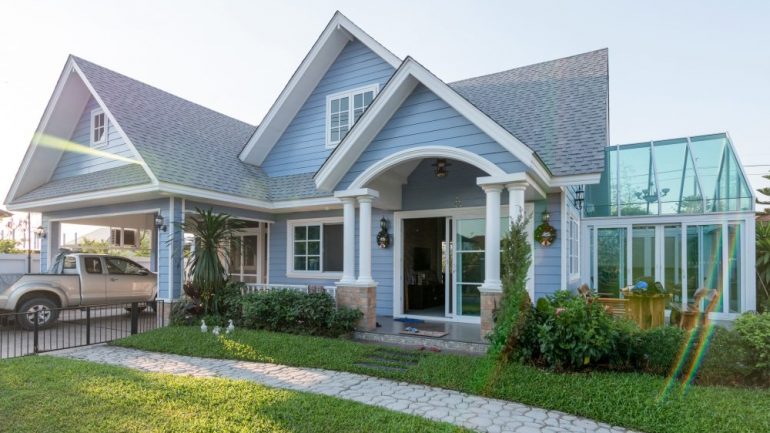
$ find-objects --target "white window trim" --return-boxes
[325,84,379,149]
[286,217,343,279]
[90,107,107,147]
[110,227,139,248]
[568,210,580,279]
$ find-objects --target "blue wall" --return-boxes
[533,193,563,299]
[51,97,133,180]
[337,84,528,190]
[267,208,394,315]
[261,40,396,176]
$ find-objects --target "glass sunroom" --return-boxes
[581,133,756,318]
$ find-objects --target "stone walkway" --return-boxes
[46,345,638,433]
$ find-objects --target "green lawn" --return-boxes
[0,356,467,433]
[115,327,770,433]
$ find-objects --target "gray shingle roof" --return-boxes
[450,49,609,176]
[14,164,151,203]
[73,56,273,200]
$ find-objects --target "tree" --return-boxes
[180,208,244,315]
[0,239,21,254]
[758,171,770,215]
[757,222,770,312]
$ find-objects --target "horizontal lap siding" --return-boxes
[337,84,526,190]
[261,40,396,176]
[51,97,133,180]
[534,193,563,300]
[268,208,394,315]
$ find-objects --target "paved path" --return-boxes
[46,345,638,433]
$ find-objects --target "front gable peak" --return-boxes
[238,12,401,165]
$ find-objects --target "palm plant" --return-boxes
[181,208,244,314]
[756,221,770,312]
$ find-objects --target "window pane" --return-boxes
[229,242,241,273]
[294,241,306,255]
[294,226,307,240]
[597,228,627,297]
[728,224,741,313]
[663,225,682,300]
[294,256,306,271]
[307,240,320,255]
[307,225,320,240]
[363,91,373,105]
[331,130,339,142]
[689,135,726,212]
[457,252,484,283]
[457,284,480,317]
[339,96,348,111]
[619,143,658,215]
[84,257,103,274]
[331,99,339,112]
[307,256,320,271]
[653,139,703,214]
[457,219,485,251]
[585,148,617,217]
[354,93,363,107]
[688,225,723,312]
[632,226,656,283]
[323,224,343,272]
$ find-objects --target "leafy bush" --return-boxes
[631,325,686,375]
[534,292,620,369]
[241,289,361,337]
[488,215,532,360]
[214,280,246,323]
[698,326,756,387]
[734,312,770,371]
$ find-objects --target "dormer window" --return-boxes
[326,84,378,148]
[91,108,106,146]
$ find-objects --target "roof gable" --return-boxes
[238,11,401,165]
[451,49,609,176]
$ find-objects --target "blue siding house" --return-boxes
[4,12,756,336]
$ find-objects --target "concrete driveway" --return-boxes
[0,305,169,359]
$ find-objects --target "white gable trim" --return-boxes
[347,145,506,190]
[314,57,553,193]
[239,11,401,165]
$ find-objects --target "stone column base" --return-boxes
[480,290,503,338]
[335,285,377,331]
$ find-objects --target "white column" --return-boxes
[356,195,376,286]
[480,184,503,292]
[506,183,526,222]
[339,197,357,284]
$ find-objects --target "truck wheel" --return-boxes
[17,298,60,330]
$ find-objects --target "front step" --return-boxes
[354,330,489,355]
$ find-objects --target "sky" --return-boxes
[1,0,769,223]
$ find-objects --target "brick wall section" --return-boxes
[336,285,377,331]
[480,291,503,338]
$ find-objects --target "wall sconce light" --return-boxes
[154,213,167,232]
[34,225,47,239]
[432,158,450,178]
[541,209,551,223]
[377,216,390,249]
[574,186,585,211]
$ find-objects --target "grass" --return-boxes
[0,356,467,433]
[115,326,770,433]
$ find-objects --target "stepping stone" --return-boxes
[353,362,408,373]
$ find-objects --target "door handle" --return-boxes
[110,277,118,282]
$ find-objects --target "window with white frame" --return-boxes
[568,214,580,277]
[110,228,138,247]
[287,218,343,277]
[91,108,106,146]
[326,85,378,148]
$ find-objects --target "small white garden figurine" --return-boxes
[226,319,235,334]
[200,320,208,333]
[212,326,221,336]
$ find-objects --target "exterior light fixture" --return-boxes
[541,209,551,223]
[574,186,585,210]
[154,213,167,232]
[377,216,390,249]
[432,158,450,178]
[34,225,47,239]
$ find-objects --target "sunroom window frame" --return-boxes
[325,84,379,149]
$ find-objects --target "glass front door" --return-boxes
[454,218,485,317]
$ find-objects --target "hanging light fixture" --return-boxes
[574,186,585,210]
[432,158,450,178]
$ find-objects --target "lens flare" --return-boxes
[33,132,141,164]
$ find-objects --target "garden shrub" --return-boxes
[241,289,361,337]
[734,312,770,371]
[631,325,686,375]
[697,326,756,387]
[534,292,620,369]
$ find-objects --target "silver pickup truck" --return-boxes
[0,252,157,329]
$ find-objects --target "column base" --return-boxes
[479,289,503,339]
[335,284,377,331]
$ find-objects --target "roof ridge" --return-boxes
[70,55,257,129]
[450,48,608,85]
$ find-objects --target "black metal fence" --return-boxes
[0,301,168,359]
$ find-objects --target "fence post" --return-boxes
[130,303,139,335]
[33,310,39,354]
[86,307,91,345]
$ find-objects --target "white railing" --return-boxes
[242,283,337,302]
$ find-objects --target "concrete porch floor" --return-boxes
[353,316,489,354]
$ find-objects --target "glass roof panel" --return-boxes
[618,143,658,216]
[584,133,752,217]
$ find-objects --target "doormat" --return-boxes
[395,318,425,324]
[399,329,448,338]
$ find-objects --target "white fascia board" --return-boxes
[239,12,401,165]
[333,188,380,199]
[550,173,602,187]
[5,59,81,204]
[315,58,552,192]
[70,61,159,186]
[6,184,159,212]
